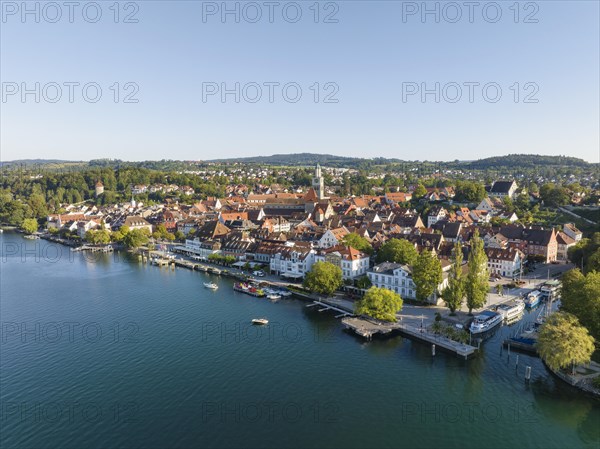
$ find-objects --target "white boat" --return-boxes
[204,282,218,290]
[524,290,542,308]
[279,290,293,297]
[496,300,525,321]
[251,318,269,325]
[267,294,281,300]
[470,310,503,334]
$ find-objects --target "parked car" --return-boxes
[253,270,265,277]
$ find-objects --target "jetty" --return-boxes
[342,316,478,359]
[71,244,114,253]
[310,300,353,318]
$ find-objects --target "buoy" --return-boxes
[432,344,436,356]
[525,366,531,381]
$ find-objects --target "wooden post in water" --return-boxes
[515,355,519,368]
[432,344,436,356]
[507,343,511,356]
[525,366,531,381]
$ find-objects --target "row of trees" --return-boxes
[82,226,155,248]
[443,231,490,315]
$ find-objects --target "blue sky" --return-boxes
[1,1,599,162]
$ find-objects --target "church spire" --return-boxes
[312,163,324,200]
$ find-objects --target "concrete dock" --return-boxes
[342,317,478,358]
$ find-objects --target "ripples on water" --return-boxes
[1,233,599,449]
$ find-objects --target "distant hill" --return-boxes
[0,159,81,167]
[1,154,595,170]
[210,153,596,168]
[462,154,594,169]
[209,153,369,166]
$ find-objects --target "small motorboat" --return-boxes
[204,282,218,290]
[251,318,269,325]
[267,294,281,301]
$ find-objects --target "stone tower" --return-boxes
[312,163,324,200]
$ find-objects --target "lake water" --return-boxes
[1,232,598,448]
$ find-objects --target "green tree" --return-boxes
[455,180,486,203]
[515,193,530,210]
[465,230,489,314]
[123,228,149,248]
[152,224,169,240]
[21,218,38,234]
[354,287,403,322]
[568,233,600,273]
[413,184,427,198]
[560,269,600,343]
[28,193,49,218]
[355,275,372,290]
[377,238,418,265]
[303,261,343,296]
[343,233,373,254]
[536,312,595,373]
[411,250,442,302]
[443,242,465,315]
[174,230,185,241]
[540,183,570,208]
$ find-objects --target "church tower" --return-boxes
[312,163,325,200]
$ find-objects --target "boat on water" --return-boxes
[233,283,266,297]
[251,318,269,325]
[267,294,281,300]
[496,300,525,321]
[204,282,218,290]
[278,289,293,297]
[470,310,503,334]
[524,290,542,308]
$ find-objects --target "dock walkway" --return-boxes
[342,317,477,358]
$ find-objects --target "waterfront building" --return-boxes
[316,245,370,280]
[367,262,447,305]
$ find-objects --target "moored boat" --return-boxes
[470,310,502,334]
[267,294,281,300]
[496,300,525,321]
[524,290,542,308]
[251,318,269,325]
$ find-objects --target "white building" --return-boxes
[270,246,316,280]
[367,262,446,305]
[563,223,582,242]
[318,227,349,249]
[316,245,370,280]
[427,206,447,228]
[182,238,221,260]
[489,180,518,199]
[485,247,523,278]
